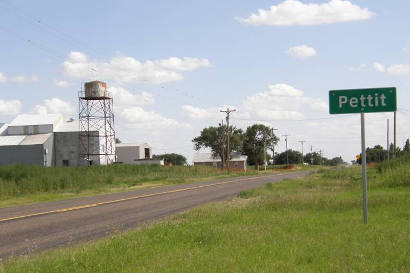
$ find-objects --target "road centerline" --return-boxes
[0,173,285,223]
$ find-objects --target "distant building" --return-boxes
[193,152,248,171]
[116,143,164,165]
[0,114,99,167]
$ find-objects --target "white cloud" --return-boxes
[33,98,75,116]
[0,73,39,83]
[238,0,374,26]
[182,84,327,122]
[158,57,211,71]
[118,106,190,130]
[373,62,385,72]
[286,45,317,59]
[0,73,6,83]
[0,99,22,116]
[9,76,26,83]
[387,64,410,75]
[309,100,329,111]
[182,105,223,120]
[63,52,211,84]
[109,86,154,108]
[242,84,327,120]
[30,75,39,82]
[68,51,88,63]
[348,64,367,72]
[54,80,71,87]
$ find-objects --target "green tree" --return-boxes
[192,125,243,166]
[153,153,187,166]
[274,149,302,165]
[303,152,323,165]
[403,138,410,154]
[367,145,387,163]
[328,156,345,166]
[357,145,388,164]
[242,124,279,170]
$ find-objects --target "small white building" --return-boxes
[193,152,248,171]
[116,143,164,165]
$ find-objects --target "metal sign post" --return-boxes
[360,113,368,224]
[329,87,397,224]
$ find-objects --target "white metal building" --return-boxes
[116,143,163,165]
[0,114,99,166]
[193,152,248,171]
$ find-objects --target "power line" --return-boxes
[0,1,204,104]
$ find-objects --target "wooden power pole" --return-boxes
[219,120,225,169]
[299,140,306,164]
[282,134,289,167]
[220,108,236,172]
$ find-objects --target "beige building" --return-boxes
[116,143,164,165]
[193,152,248,171]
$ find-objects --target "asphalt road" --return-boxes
[0,171,309,259]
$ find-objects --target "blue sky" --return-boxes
[1,0,410,162]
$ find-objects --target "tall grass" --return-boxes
[0,164,232,200]
[2,155,409,272]
[375,155,410,188]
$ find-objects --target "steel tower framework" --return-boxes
[78,87,115,165]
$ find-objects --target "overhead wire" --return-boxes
[0,0,203,103]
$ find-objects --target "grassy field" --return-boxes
[1,158,408,272]
[0,164,244,207]
[0,164,299,208]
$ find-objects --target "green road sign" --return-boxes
[329,87,397,114]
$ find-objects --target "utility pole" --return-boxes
[393,111,397,159]
[264,140,267,171]
[219,120,225,169]
[319,149,323,166]
[271,128,278,167]
[220,108,236,172]
[299,140,306,165]
[310,145,314,165]
[387,119,390,161]
[282,134,289,167]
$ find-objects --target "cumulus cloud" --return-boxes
[33,98,75,116]
[387,64,410,75]
[0,73,39,83]
[182,105,223,120]
[9,76,26,83]
[371,62,410,75]
[118,106,190,130]
[348,64,367,72]
[54,80,71,87]
[0,99,22,116]
[242,84,327,120]
[182,105,244,121]
[183,84,327,121]
[373,62,385,72]
[238,0,374,26]
[0,73,6,83]
[110,86,155,107]
[286,45,317,59]
[30,75,39,82]
[63,51,211,84]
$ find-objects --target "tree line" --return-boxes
[192,124,345,169]
[356,138,410,164]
